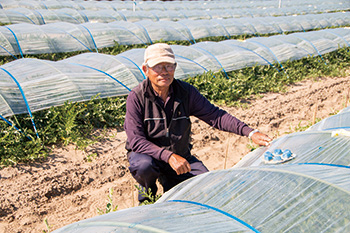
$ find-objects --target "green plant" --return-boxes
[135,185,162,205]
[97,187,118,215]
[42,217,51,233]
[0,95,127,167]
[0,45,349,168]
[286,118,322,134]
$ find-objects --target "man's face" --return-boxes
[143,62,176,90]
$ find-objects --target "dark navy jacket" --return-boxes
[124,78,253,163]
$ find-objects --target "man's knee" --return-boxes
[128,152,160,180]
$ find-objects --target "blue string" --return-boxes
[292,34,327,65]
[53,27,93,52]
[105,13,121,22]
[269,21,284,35]
[163,24,193,44]
[134,23,153,44]
[324,30,350,47]
[175,54,212,76]
[150,12,159,21]
[0,114,32,140]
[180,11,188,19]
[213,20,230,39]
[4,26,23,58]
[62,13,80,24]
[80,25,98,53]
[194,47,229,78]
[248,22,260,37]
[295,163,350,169]
[9,10,36,24]
[177,22,196,44]
[319,126,350,131]
[296,22,306,32]
[117,11,127,21]
[249,40,287,75]
[0,44,17,59]
[119,55,147,80]
[77,3,86,10]
[168,200,261,233]
[109,25,146,44]
[79,10,89,23]
[110,5,117,12]
[226,44,281,73]
[0,67,39,139]
[41,2,48,10]
[68,63,131,92]
[33,10,45,24]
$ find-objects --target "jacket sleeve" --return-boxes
[124,91,173,162]
[188,85,254,137]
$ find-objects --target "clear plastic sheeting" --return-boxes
[52,163,350,232]
[52,105,350,232]
[51,97,350,233]
[53,200,259,232]
[0,28,349,118]
[0,7,350,24]
[0,54,142,117]
[0,0,349,14]
[307,106,350,131]
[159,164,350,232]
[0,4,349,25]
[235,130,350,168]
[235,106,350,168]
[0,13,349,57]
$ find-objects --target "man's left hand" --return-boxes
[251,131,272,147]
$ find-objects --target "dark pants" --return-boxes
[127,152,209,202]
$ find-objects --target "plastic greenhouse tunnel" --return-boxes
[1,28,350,138]
[52,108,350,232]
[0,0,349,25]
[1,28,349,119]
[0,12,349,56]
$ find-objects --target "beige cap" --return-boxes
[144,43,176,67]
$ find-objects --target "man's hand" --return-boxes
[168,153,191,175]
[251,131,272,147]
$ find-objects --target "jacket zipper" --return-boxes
[166,101,181,138]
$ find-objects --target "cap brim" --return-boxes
[147,57,176,67]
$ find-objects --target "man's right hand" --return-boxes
[168,153,191,175]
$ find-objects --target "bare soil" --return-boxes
[0,75,349,233]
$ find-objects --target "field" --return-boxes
[0,22,350,232]
[0,73,349,232]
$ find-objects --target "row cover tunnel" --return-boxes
[0,0,349,15]
[0,12,349,57]
[52,104,350,232]
[1,27,349,138]
[1,1,348,231]
[1,5,349,25]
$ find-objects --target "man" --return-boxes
[124,43,272,203]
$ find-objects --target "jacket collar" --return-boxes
[143,78,188,103]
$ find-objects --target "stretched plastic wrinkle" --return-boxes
[235,105,350,168]
[0,67,39,138]
[1,0,349,12]
[1,29,350,119]
[0,1,349,24]
[236,130,350,168]
[53,163,350,232]
[307,106,350,131]
[53,198,261,233]
[0,12,349,56]
[0,56,141,118]
[52,104,350,232]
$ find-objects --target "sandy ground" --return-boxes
[0,75,349,232]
